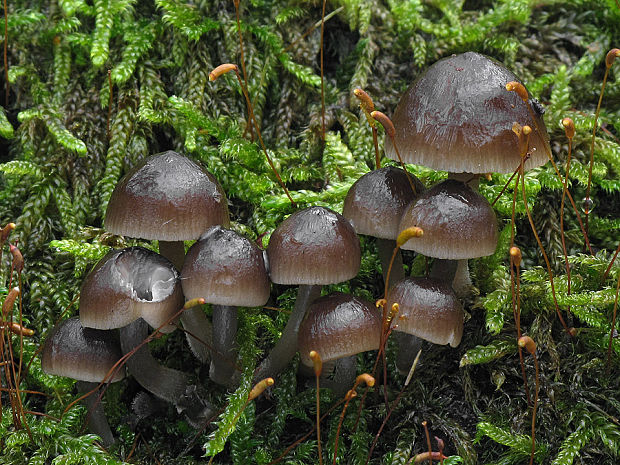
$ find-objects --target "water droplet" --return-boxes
[582,197,594,214]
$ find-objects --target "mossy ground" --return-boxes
[0,1,619,464]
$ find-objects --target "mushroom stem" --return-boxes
[119,318,191,404]
[255,284,322,380]
[319,355,357,398]
[159,240,212,363]
[376,238,404,288]
[75,381,115,447]
[376,238,422,374]
[429,259,458,283]
[210,305,238,385]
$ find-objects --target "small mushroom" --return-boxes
[255,206,361,381]
[399,179,498,296]
[298,292,380,395]
[386,277,464,349]
[182,225,270,385]
[41,317,125,446]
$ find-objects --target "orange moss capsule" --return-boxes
[353,88,375,114]
[209,63,239,81]
[518,335,536,355]
[370,111,395,138]
[355,373,375,388]
[506,81,528,102]
[396,226,424,248]
[10,244,23,273]
[605,48,620,68]
[0,223,15,243]
[510,246,522,267]
[309,350,322,377]
[2,287,20,318]
[5,322,34,337]
[562,117,575,139]
[248,377,274,401]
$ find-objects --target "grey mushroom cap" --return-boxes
[343,166,425,239]
[385,52,550,174]
[181,226,270,307]
[298,292,381,366]
[399,179,498,259]
[386,277,464,348]
[79,247,183,333]
[267,206,361,285]
[41,317,125,383]
[105,150,230,241]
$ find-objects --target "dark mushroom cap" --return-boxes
[267,206,361,285]
[386,277,463,347]
[181,226,270,307]
[385,52,550,174]
[399,179,498,259]
[79,247,183,333]
[298,292,381,366]
[41,317,125,383]
[343,166,425,239]
[105,150,230,241]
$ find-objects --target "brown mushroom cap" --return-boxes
[343,166,425,239]
[41,317,125,383]
[298,292,381,366]
[79,247,183,332]
[385,52,550,174]
[105,150,230,241]
[399,179,498,259]
[386,277,463,347]
[267,206,361,285]
[181,226,270,307]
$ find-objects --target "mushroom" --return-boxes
[41,317,125,446]
[398,179,498,294]
[298,292,381,395]
[386,277,464,349]
[105,150,230,362]
[254,206,361,381]
[181,225,270,385]
[79,247,212,426]
[385,52,550,174]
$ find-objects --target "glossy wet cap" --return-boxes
[41,317,125,383]
[385,52,550,173]
[298,293,381,366]
[399,179,498,259]
[105,150,230,241]
[386,277,463,347]
[343,166,425,239]
[181,226,270,307]
[79,247,183,333]
[267,206,361,285]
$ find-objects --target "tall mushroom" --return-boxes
[181,225,270,385]
[254,206,361,381]
[385,52,550,175]
[105,150,230,362]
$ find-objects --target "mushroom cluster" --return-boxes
[40,51,552,445]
